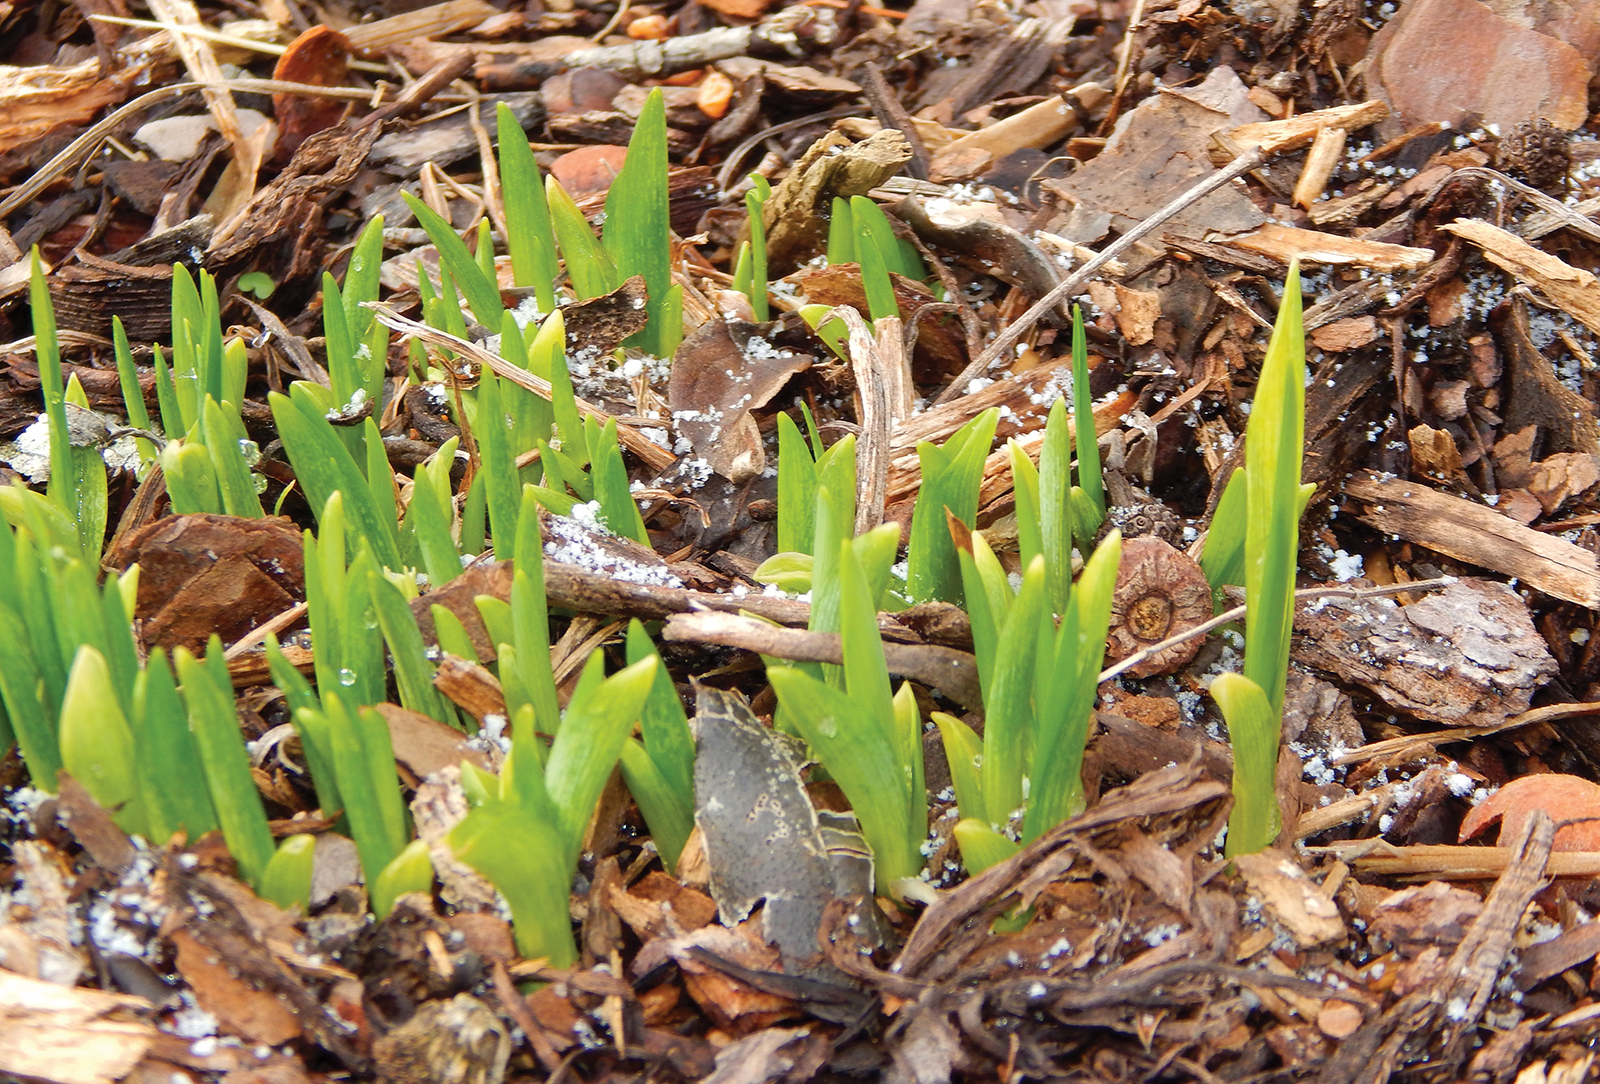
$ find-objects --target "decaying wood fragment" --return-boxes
[1443,218,1600,337]
[761,129,913,272]
[1223,222,1434,270]
[1345,472,1600,607]
[478,6,837,89]
[0,971,156,1084]
[1224,99,1389,156]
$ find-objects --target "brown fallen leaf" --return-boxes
[668,318,812,483]
[559,275,650,354]
[1459,774,1600,851]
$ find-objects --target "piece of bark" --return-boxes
[925,16,1075,119]
[370,92,541,174]
[0,971,155,1084]
[207,122,381,276]
[432,656,510,724]
[895,195,1061,299]
[1233,853,1346,948]
[1345,472,1600,607]
[1364,0,1595,133]
[47,256,180,342]
[1294,577,1557,725]
[1496,302,1600,460]
[110,514,305,656]
[0,56,140,157]
[375,702,493,782]
[761,130,912,273]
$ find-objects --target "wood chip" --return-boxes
[1293,124,1347,210]
[1233,852,1347,948]
[1224,99,1389,156]
[0,971,155,1084]
[1344,471,1600,607]
[1442,218,1600,338]
[1223,222,1433,270]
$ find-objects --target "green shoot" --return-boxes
[602,89,682,356]
[906,408,999,605]
[1215,261,1307,857]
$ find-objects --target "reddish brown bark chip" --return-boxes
[112,514,306,656]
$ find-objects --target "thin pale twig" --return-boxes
[0,78,434,220]
[363,302,678,472]
[932,146,1268,406]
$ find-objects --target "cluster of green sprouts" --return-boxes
[7,80,1312,959]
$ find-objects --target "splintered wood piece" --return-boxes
[0,971,155,1084]
[830,307,910,533]
[0,58,141,156]
[1293,125,1347,210]
[1345,472,1600,607]
[1442,218,1600,338]
[928,83,1107,183]
[1223,222,1434,270]
[341,0,502,55]
[1315,840,1600,878]
[1225,99,1389,156]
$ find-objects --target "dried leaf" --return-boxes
[668,319,811,483]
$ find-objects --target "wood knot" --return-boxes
[1105,536,1213,677]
